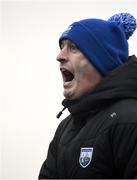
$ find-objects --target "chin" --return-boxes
[64,92,74,100]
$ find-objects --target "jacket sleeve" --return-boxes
[110,123,137,178]
[38,140,57,179]
[38,117,70,179]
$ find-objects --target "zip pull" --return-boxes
[56,107,66,119]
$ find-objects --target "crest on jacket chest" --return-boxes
[79,147,93,168]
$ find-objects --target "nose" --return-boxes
[56,47,68,63]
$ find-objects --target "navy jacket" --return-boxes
[39,55,137,179]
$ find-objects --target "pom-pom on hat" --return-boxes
[59,13,137,76]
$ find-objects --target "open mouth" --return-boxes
[60,68,74,83]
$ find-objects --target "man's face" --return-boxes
[56,40,102,100]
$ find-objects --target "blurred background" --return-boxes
[0,0,137,178]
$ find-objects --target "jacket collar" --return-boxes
[62,55,137,119]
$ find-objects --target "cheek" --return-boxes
[72,56,101,82]
[76,64,93,80]
[76,65,101,87]
[74,60,88,75]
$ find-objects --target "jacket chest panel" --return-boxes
[57,138,96,178]
[57,109,117,178]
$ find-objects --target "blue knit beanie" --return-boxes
[59,13,137,76]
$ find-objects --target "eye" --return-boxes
[69,43,79,52]
[60,42,64,50]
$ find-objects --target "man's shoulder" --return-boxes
[107,98,137,124]
[110,98,137,112]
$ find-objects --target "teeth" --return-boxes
[61,68,66,73]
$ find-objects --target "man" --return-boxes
[39,13,137,178]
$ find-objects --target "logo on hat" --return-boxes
[79,147,93,168]
[62,25,73,37]
[67,25,73,31]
